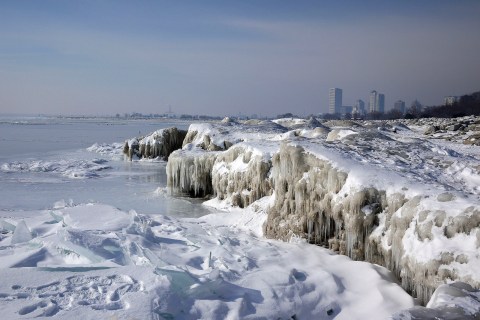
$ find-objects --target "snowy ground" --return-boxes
[0,198,416,319]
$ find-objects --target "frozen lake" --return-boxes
[0,116,212,217]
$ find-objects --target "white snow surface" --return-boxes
[0,200,415,319]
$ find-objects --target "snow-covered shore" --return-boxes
[165,117,480,314]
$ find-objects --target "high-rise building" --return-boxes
[369,90,378,113]
[369,90,385,113]
[394,100,406,114]
[355,99,365,114]
[377,93,385,113]
[329,88,342,114]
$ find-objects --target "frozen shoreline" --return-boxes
[163,116,480,316]
[1,116,479,319]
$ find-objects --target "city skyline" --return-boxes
[1,1,480,117]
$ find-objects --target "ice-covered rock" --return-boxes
[166,148,218,197]
[183,121,288,151]
[123,127,186,160]
[212,144,273,208]
[165,117,480,306]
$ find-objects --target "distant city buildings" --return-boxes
[329,88,343,114]
[394,100,406,114]
[325,88,442,118]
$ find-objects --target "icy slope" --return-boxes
[166,117,480,305]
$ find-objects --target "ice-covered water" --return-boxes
[0,116,211,217]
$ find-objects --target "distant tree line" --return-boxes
[419,92,480,118]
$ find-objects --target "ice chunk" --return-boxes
[0,220,16,233]
[11,220,33,244]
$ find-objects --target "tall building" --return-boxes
[355,99,365,114]
[394,100,406,114]
[377,93,385,113]
[369,90,378,113]
[369,90,385,113]
[329,88,342,114]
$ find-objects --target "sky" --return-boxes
[0,0,479,117]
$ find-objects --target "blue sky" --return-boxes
[1,0,479,116]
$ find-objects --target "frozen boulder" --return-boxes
[123,127,187,160]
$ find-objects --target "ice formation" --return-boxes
[0,158,111,179]
[165,116,480,306]
[167,120,286,198]
[123,127,187,160]
[166,149,218,197]
[11,220,33,244]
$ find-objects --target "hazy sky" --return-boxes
[1,0,479,117]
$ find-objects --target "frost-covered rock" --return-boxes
[212,144,273,208]
[123,127,186,160]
